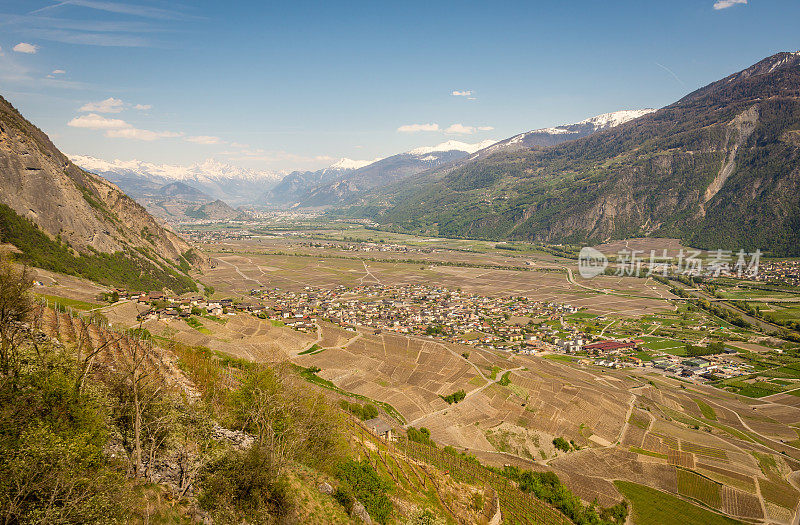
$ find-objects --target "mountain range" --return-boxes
[0,95,198,292]
[350,52,800,256]
[262,111,654,209]
[70,155,282,207]
[268,139,497,208]
[71,110,653,213]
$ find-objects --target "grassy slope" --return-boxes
[614,481,741,525]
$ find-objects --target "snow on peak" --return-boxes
[408,139,497,156]
[519,109,656,138]
[70,155,280,182]
[576,109,656,129]
[329,157,380,170]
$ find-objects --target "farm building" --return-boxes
[365,418,393,441]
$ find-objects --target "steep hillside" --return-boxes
[0,95,198,292]
[364,52,800,256]
[312,111,653,211]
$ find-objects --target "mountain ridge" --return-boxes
[0,95,198,292]
[354,52,800,256]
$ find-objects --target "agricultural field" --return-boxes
[614,481,742,525]
[199,236,674,318]
[70,230,800,524]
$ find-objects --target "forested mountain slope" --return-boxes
[364,52,800,256]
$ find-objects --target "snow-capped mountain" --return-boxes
[474,109,656,159]
[329,157,382,170]
[262,139,499,207]
[70,155,281,206]
[408,139,497,156]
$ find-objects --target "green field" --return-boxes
[693,399,717,420]
[614,481,741,525]
[721,379,785,398]
[677,469,722,508]
[639,336,687,355]
[716,288,799,300]
[630,447,667,459]
[36,293,102,311]
[542,354,579,363]
[186,316,211,334]
[762,303,800,323]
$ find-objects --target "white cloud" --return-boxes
[68,113,130,129]
[13,42,39,54]
[229,142,249,148]
[186,135,224,145]
[444,123,494,135]
[51,69,66,74]
[67,113,180,141]
[106,128,181,141]
[451,90,473,97]
[133,103,151,110]
[397,123,439,133]
[713,0,746,9]
[80,97,125,113]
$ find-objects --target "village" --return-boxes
[116,281,758,386]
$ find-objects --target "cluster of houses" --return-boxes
[131,291,244,322]
[755,260,800,287]
[248,284,580,350]
[297,240,435,255]
[650,351,751,379]
[117,282,757,387]
[582,342,752,380]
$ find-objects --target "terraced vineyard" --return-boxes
[34,300,196,398]
[676,468,722,508]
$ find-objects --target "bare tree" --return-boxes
[115,331,166,479]
[72,319,125,395]
[0,256,33,388]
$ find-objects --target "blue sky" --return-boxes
[0,0,798,172]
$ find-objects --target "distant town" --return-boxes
[121,281,757,386]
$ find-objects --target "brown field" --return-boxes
[759,478,800,509]
[35,233,800,523]
[721,485,763,519]
[134,310,315,362]
[594,238,692,257]
[200,245,673,317]
[681,441,728,461]
[697,463,757,493]
[668,449,696,469]
[31,267,109,303]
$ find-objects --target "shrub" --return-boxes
[553,437,571,452]
[441,389,466,404]
[407,426,434,446]
[199,446,294,522]
[335,459,393,524]
[0,335,132,523]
